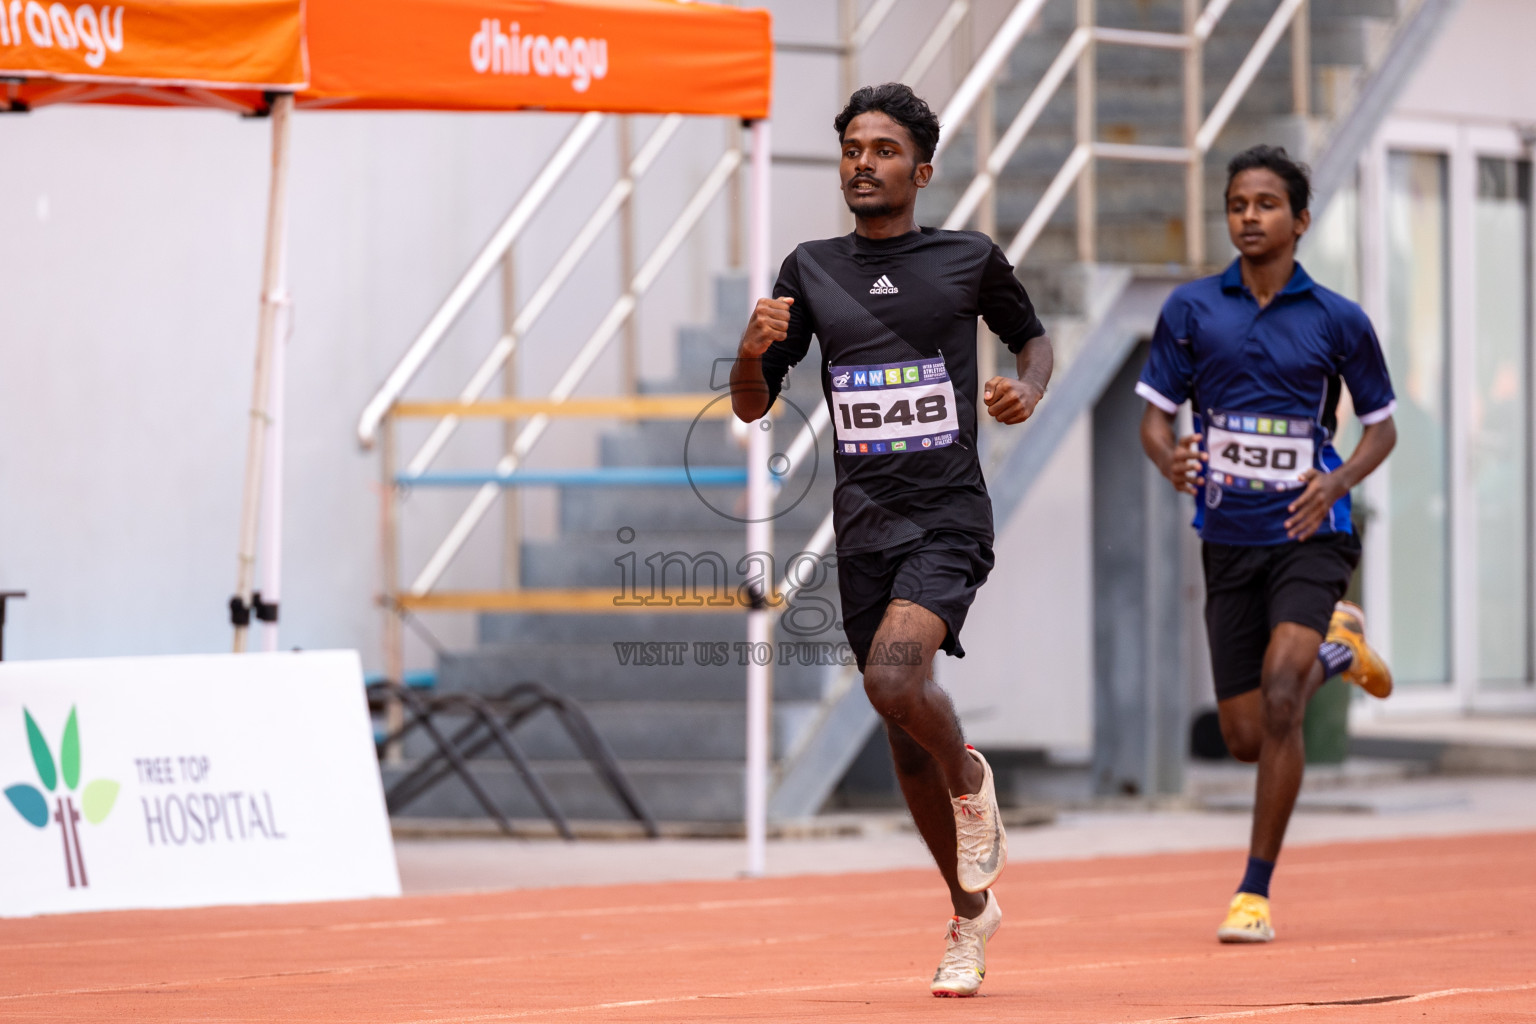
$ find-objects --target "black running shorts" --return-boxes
[1202,532,1361,702]
[837,530,995,673]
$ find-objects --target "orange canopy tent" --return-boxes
[1,0,773,650]
[2,0,770,116]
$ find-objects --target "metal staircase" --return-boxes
[356,0,1460,826]
[381,276,838,823]
[769,0,1460,819]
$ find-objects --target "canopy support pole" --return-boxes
[259,273,289,653]
[744,118,773,878]
[233,92,295,653]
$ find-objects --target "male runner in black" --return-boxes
[1138,146,1396,943]
[730,83,1053,997]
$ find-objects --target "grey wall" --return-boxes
[0,0,1092,755]
[0,0,1016,667]
[0,105,734,665]
[1393,0,1536,124]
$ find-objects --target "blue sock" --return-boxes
[1317,640,1353,679]
[1237,856,1275,898]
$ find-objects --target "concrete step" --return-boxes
[438,643,832,702]
[385,699,820,762]
[1002,38,1368,94]
[1031,0,1398,33]
[556,479,833,534]
[706,272,751,330]
[598,418,742,468]
[1350,714,1536,775]
[383,760,749,822]
[675,322,742,368]
[481,610,755,645]
[1014,262,1137,322]
[925,115,1329,264]
[520,529,839,588]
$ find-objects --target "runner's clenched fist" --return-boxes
[739,297,795,357]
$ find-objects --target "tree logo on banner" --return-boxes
[4,707,119,888]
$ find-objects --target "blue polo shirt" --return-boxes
[1136,261,1396,546]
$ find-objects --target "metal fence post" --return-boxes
[744,118,775,877]
[381,414,405,765]
[618,117,639,400]
[1291,0,1311,118]
[1076,0,1097,263]
[233,92,295,652]
[1091,342,1186,798]
[1184,0,1205,268]
[501,252,522,590]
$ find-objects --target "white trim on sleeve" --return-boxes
[1134,381,1180,414]
[1357,400,1397,426]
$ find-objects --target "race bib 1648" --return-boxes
[829,356,960,455]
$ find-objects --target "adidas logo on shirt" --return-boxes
[869,275,899,295]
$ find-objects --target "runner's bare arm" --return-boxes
[730,297,795,422]
[983,333,1053,425]
[1140,403,1205,495]
[1283,415,1397,541]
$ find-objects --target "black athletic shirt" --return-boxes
[760,227,1045,555]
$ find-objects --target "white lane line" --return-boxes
[6,851,1531,956]
[2,921,1515,1014]
[1116,979,1536,1023]
[1031,929,1504,978]
[10,872,1532,961]
[391,976,923,1024]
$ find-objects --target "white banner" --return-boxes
[0,651,400,917]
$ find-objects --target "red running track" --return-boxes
[2,831,1533,1022]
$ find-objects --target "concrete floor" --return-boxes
[393,774,1536,894]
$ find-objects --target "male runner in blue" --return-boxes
[731,83,1053,996]
[1138,146,1396,943]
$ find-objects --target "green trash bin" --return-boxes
[1303,676,1351,764]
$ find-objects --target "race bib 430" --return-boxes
[1205,410,1315,492]
[829,356,959,455]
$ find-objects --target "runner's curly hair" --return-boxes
[1226,145,1312,216]
[834,83,941,165]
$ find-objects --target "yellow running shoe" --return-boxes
[1217,892,1274,943]
[1326,601,1393,698]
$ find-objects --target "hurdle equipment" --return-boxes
[368,679,657,840]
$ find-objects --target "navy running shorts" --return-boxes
[837,529,995,673]
[1201,531,1361,701]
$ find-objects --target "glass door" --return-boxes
[1383,150,1453,688]
[1473,157,1533,690]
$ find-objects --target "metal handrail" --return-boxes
[943,27,1091,230]
[400,467,748,488]
[932,0,1050,163]
[763,0,1315,613]
[1094,26,1192,50]
[755,0,1048,606]
[937,0,1308,269]
[1006,143,1092,263]
[760,0,978,520]
[1193,0,1240,40]
[394,394,725,420]
[404,115,684,477]
[1197,0,1307,152]
[374,0,1315,627]
[407,145,745,596]
[850,0,901,51]
[900,0,971,88]
[356,112,605,448]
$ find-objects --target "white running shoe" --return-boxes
[931,890,1002,997]
[953,745,1007,893]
